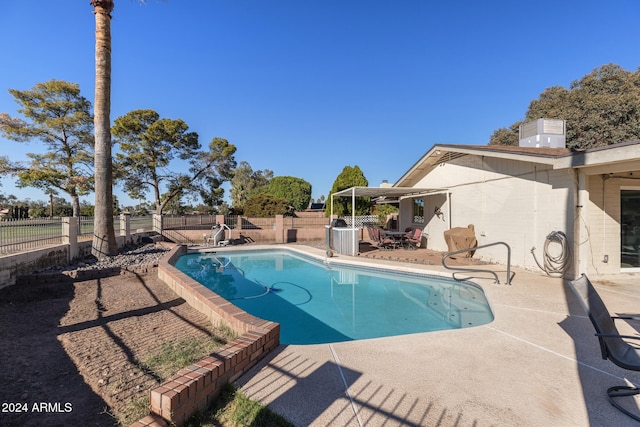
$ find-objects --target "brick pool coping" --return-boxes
[133,244,280,427]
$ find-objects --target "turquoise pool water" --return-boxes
[174,249,494,345]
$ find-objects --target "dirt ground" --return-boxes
[0,267,216,427]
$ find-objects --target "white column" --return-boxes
[63,217,79,262]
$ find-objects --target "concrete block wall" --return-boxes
[1,232,155,289]
[178,227,326,246]
[145,245,280,426]
[0,246,68,289]
[410,156,576,271]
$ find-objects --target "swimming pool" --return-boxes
[174,249,494,344]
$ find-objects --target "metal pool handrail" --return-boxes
[442,241,513,285]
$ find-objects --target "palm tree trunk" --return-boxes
[91,0,117,258]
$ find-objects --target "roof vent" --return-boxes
[519,119,566,148]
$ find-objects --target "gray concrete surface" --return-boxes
[232,245,640,426]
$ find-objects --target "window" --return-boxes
[413,198,424,224]
[621,189,640,269]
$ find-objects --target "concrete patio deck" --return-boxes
[233,244,640,426]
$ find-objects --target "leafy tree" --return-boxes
[215,201,232,215]
[112,109,236,214]
[0,193,18,207]
[243,193,291,217]
[190,137,237,209]
[230,161,273,212]
[122,201,154,216]
[9,203,30,219]
[327,165,369,217]
[0,79,94,217]
[373,203,399,226]
[50,196,73,217]
[91,0,117,258]
[80,201,95,217]
[0,156,10,177]
[489,64,640,149]
[265,176,312,212]
[27,200,48,218]
[488,126,519,147]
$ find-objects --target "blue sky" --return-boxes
[1,0,639,208]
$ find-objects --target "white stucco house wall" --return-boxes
[392,139,640,278]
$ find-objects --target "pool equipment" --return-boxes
[325,218,358,256]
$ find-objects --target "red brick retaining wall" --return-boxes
[137,245,279,426]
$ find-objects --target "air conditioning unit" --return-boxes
[519,119,566,148]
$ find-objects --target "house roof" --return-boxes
[395,140,640,187]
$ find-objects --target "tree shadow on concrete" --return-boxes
[237,345,484,427]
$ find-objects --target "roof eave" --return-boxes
[395,144,560,187]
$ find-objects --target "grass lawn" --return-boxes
[122,329,292,427]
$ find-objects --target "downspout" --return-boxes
[573,169,587,278]
[533,166,538,246]
[602,174,608,262]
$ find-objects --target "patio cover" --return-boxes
[330,186,448,222]
[328,186,447,256]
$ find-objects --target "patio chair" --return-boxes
[366,226,377,242]
[568,274,640,422]
[369,226,395,250]
[405,228,423,250]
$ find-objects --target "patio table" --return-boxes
[382,230,409,249]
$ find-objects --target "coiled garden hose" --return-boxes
[531,231,571,277]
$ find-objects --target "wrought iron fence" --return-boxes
[159,214,325,231]
[224,215,238,229]
[0,217,64,254]
[162,214,216,230]
[129,215,154,231]
[222,215,276,230]
[0,213,329,255]
[239,216,275,230]
[79,216,94,238]
[0,215,157,255]
[284,216,331,228]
